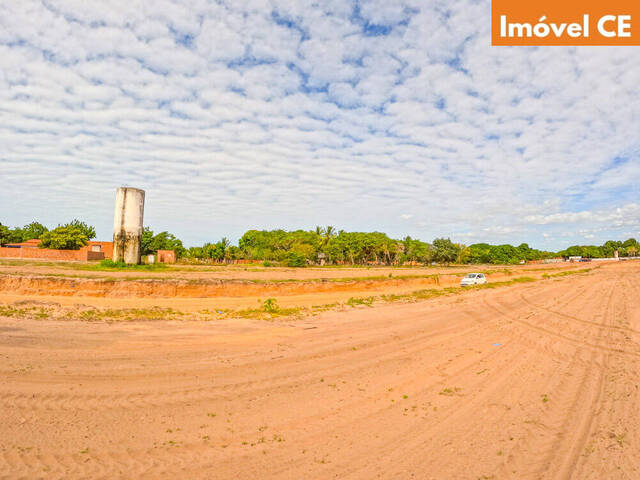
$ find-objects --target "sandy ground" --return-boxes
[1,262,639,479]
[0,260,582,281]
[0,260,592,312]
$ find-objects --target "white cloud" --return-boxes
[0,0,638,248]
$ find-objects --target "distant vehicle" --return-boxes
[579,258,592,262]
[460,273,487,286]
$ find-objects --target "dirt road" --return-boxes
[1,262,638,479]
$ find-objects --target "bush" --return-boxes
[262,298,279,313]
[99,259,127,268]
[39,226,89,250]
[96,259,166,270]
[284,252,307,267]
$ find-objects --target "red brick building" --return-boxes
[156,249,176,264]
[0,239,114,262]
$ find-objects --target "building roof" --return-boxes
[3,239,113,248]
[4,239,42,248]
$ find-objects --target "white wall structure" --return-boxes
[112,187,145,264]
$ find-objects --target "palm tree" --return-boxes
[324,226,336,239]
[220,237,230,262]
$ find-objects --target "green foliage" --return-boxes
[401,236,434,264]
[262,298,279,313]
[326,231,400,264]
[21,222,48,241]
[0,223,12,245]
[0,222,27,244]
[239,229,321,262]
[432,238,460,265]
[65,219,96,240]
[186,237,233,262]
[141,227,154,255]
[557,238,640,259]
[346,296,375,307]
[468,242,555,264]
[39,225,89,250]
[96,259,166,271]
[284,252,307,267]
[141,228,186,258]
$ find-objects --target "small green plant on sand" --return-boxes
[262,298,279,313]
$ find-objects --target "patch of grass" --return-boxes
[311,302,338,312]
[346,296,375,307]
[78,307,183,322]
[262,298,279,313]
[439,387,463,396]
[93,259,168,271]
[232,299,303,320]
[543,268,592,279]
[0,305,29,318]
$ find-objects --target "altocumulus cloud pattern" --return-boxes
[0,0,639,246]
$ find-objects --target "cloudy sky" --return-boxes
[1,0,639,248]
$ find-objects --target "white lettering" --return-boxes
[509,22,533,38]
[567,23,582,37]
[598,15,617,37]
[498,14,632,40]
[584,14,590,37]
[618,15,632,37]
[550,22,567,37]
[534,16,551,37]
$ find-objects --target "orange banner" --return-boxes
[492,0,640,46]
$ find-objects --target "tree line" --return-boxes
[1,221,639,266]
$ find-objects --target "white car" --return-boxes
[460,273,487,286]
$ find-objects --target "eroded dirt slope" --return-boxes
[1,262,638,479]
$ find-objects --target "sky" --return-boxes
[1,0,639,249]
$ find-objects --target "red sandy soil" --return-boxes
[0,262,591,311]
[0,260,583,281]
[1,262,638,479]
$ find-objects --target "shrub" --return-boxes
[262,298,279,313]
[284,252,307,267]
[39,226,89,250]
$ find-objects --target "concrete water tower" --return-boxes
[112,187,145,264]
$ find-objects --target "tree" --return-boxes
[39,226,89,250]
[0,222,45,245]
[140,227,186,258]
[219,237,231,260]
[622,238,639,257]
[456,244,470,264]
[602,240,622,258]
[21,222,48,241]
[64,220,96,240]
[148,231,186,258]
[141,227,155,255]
[0,223,11,245]
[432,238,460,265]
